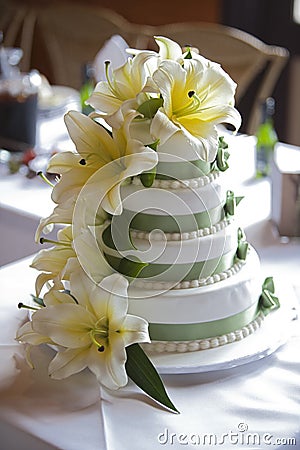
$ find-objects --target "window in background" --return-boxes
[293,0,300,24]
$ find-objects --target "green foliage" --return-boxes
[137,98,163,119]
[126,343,179,413]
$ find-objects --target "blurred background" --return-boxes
[0,0,299,146]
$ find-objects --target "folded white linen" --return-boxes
[0,248,299,450]
[100,335,300,449]
[93,35,129,83]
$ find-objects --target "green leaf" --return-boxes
[30,294,45,307]
[140,165,157,187]
[184,47,193,59]
[137,98,163,119]
[147,139,159,151]
[125,343,179,413]
[140,144,158,187]
[119,257,148,278]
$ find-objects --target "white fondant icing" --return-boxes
[128,221,238,264]
[104,220,238,270]
[127,247,261,323]
[121,179,225,215]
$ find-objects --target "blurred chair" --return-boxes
[34,4,148,89]
[0,1,148,89]
[0,2,37,72]
[0,1,289,135]
[143,22,289,134]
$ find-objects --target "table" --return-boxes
[0,227,299,449]
[0,133,300,449]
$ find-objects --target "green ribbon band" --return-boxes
[149,303,259,341]
[127,205,224,233]
[104,250,235,282]
[155,159,211,180]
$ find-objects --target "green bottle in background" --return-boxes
[80,63,95,115]
[255,97,278,178]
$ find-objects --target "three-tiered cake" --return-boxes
[100,127,268,354]
[17,37,280,402]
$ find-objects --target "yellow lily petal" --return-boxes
[16,320,53,345]
[47,151,81,174]
[65,110,118,163]
[87,51,156,117]
[49,346,90,379]
[155,36,183,60]
[32,304,95,348]
[151,58,241,161]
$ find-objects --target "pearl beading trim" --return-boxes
[132,171,220,190]
[143,312,265,354]
[130,217,233,242]
[132,260,245,291]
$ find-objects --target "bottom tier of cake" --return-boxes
[127,247,268,353]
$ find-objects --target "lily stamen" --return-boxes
[105,61,122,99]
[90,316,109,350]
[90,329,108,349]
[173,91,202,117]
[39,237,70,246]
[18,302,39,311]
[37,171,55,188]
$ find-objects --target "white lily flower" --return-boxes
[29,274,150,390]
[68,226,113,285]
[74,149,158,217]
[16,321,53,346]
[150,58,241,161]
[39,110,156,229]
[127,36,198,66]
[154,36,183,61]
[35,195,108,243]
[35,197,73,242]
[31,226,75,295]
[33,222,113,297]
[64,110,157,216]
[43,289,74,306]
[87,51,156,116]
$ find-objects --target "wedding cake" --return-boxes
[16,36,280,411]
[101,128,273,354]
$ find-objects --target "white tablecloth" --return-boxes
[0,133,299,448]
[0,244,299,450]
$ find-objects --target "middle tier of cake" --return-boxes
[100,174,243,286]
